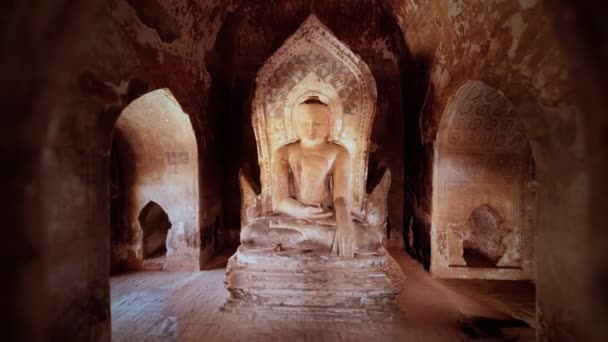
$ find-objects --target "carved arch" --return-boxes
[252,14,377,213]
[431,81,535,280]
[437,81,528,153]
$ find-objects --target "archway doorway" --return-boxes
[138,201,172,268]
[109,89,200,273]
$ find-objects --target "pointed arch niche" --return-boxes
[252,14,378,215]
[431,81,537,280]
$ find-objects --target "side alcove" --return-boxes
[431,81,537,280]
[138,201,172,259]
[110,89,200,272]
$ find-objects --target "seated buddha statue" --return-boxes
[240,98,382,257]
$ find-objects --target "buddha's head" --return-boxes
[293,98,331,146]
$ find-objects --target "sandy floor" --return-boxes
[111,249,534,341]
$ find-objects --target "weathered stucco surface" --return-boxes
[4,1,227,339]
[385,0,606,340]
[2,0,607,341]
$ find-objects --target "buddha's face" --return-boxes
[294,103,331,146]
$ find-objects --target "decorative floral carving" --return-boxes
[432,81,532,279]
[441,81,528,152]
[265,53,361,118]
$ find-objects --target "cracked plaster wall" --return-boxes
[386,0,607,340]
[2,0,229,339]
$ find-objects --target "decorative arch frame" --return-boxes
[437,81,528,153]
[431,81,536,280]
[252,14,378,213]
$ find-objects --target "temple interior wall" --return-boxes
[2,1,607,341]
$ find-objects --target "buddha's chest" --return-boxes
[288,152,334,184]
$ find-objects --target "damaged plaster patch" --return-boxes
[370,38,398,64]
[503,13,526,59]
[447,1,471,38]
[431,65,451,91]
[519,0,539,10]
[447,1,463,18]
[105,80,130,96]
[111,0,235,92]
[469,43,481,55]
[125,0,181,43]
[404,0,419,13]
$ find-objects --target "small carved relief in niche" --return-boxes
[448,205,521,268]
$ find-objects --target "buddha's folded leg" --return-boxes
[240,217,382,252]
[285,224,333,248]
[240,219,304,247]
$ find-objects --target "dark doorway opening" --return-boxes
[138,201,172,263]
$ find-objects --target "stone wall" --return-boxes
[385,0,578,272]
[386,0,607,339]
[2,0,225,339]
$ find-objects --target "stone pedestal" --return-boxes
[222,246,405,321]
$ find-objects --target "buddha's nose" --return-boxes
[307,125,316,135]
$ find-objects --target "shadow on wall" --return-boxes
[138,201,172,259]
[400,50,434,267]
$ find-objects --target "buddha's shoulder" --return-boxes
[327,142,350,155]
[275,142,298,153]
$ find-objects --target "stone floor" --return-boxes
[111,249,534,341]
